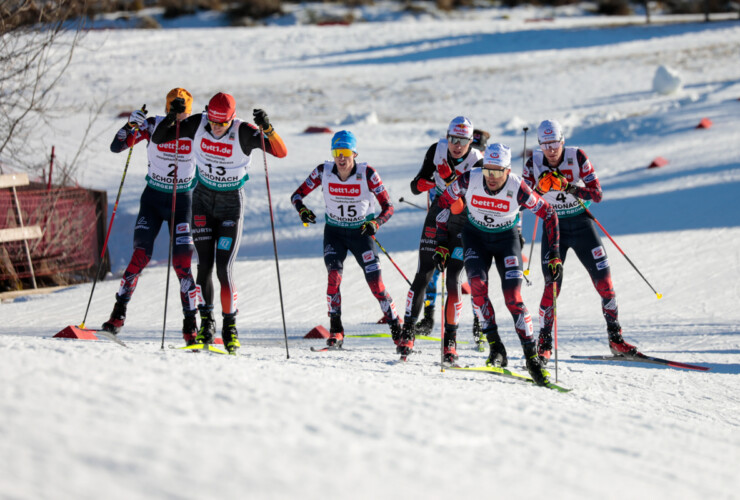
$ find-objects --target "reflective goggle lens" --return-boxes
[482,167,508,178]
[448,135,471,146]
[540,141,562,151]
[332,148,354,158]
[209,119,230,128]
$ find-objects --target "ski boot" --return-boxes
[607,323,637,357]
[523,341,550,386]
[397,322,415,357]
[484,327,508,368]
[389,319,402,347]
[195,308,216,344]
[472,315,485,352]
[222,313,240,355]
[327,314,344,348]
[537,328,553,365]
[414,305,435,336]
[182,312,198,346]
[101,299,127,334]
[443,344,459,365]
[442,324,459,364]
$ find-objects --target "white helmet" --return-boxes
[537,119,564,144]
[482,143,511,168]
[447,116,474,139]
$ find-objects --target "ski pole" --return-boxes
[523,217,539,279]
[553,281,558,383]
[371,235,411,286]
[79,105,145,329]
[398,196,425,211]
[440,268,445,372]
[577,200,662,299]
[161,118,180,350]
[260,126,291,359]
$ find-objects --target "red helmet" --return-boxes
[207,92,236,123]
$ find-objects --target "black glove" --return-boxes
[518,230,525,249]
[548,254,563,282]
[433,245,450,272]
[299,207,316,224]
[361,220,379,236]
[169,97,186,115]
[253,109,271,130]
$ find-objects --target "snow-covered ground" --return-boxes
[2,9,740,500]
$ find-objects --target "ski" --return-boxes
[346,333,468,344]
[178,343,228,355]
[310,345,348,352]
[449,365,572,393]
[571,352,709,371]
[95,329,127,347]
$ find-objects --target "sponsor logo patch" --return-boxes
[217,237,233,251]
[175,236,193,245]
[157,139,192,155]
[362,250,374,263]
[505,270,523,280]
[222,220,236,227]
[365,263,380,273]
[200,137,233,157]
[471,195,510,212]
[451,247,464,261]
[328,183,361,197]
[194,215,206,227]
[592,246,605,259]
[504,255,519,268]
[596,259,610,270]
[176,223,189,234]
[424,226,436,239]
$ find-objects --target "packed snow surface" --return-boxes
[1,8,739,500]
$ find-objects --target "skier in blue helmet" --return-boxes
[290,130,402,350]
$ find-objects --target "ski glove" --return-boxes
[538,171,569,193]
[361,220,379,236]
[548,255,563,282]
[299,207,316,224]
[169,97,186,115]
[518,229,525,249]
[128,109,147,129]
[253,109,272,133]
[433,245,450,272]
[416,178,436,192]
[437,160,457,185]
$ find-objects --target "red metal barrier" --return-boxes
[0,182,109,287]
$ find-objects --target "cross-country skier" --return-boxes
[152,92,288,354]
[102,88,199,344]
[396,117,484,358]
[523,119,637,364]
[415,128,491,342]
[435,142,560,385]
[290,130,402,348]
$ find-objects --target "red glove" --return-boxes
[416,178,436,192]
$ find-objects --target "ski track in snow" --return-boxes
[2,8,740,500]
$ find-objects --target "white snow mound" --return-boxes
[653,65,683,95]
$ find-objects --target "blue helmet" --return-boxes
[331,130,357,153]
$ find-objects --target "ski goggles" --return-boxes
[208,119,231,128]
[482,167,509,178]
[447,135,471,146]
[540,140,563,151]
[332,148,355,158]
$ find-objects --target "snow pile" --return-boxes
[653,65,683,95]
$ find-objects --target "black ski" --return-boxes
[571,352,709,371]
